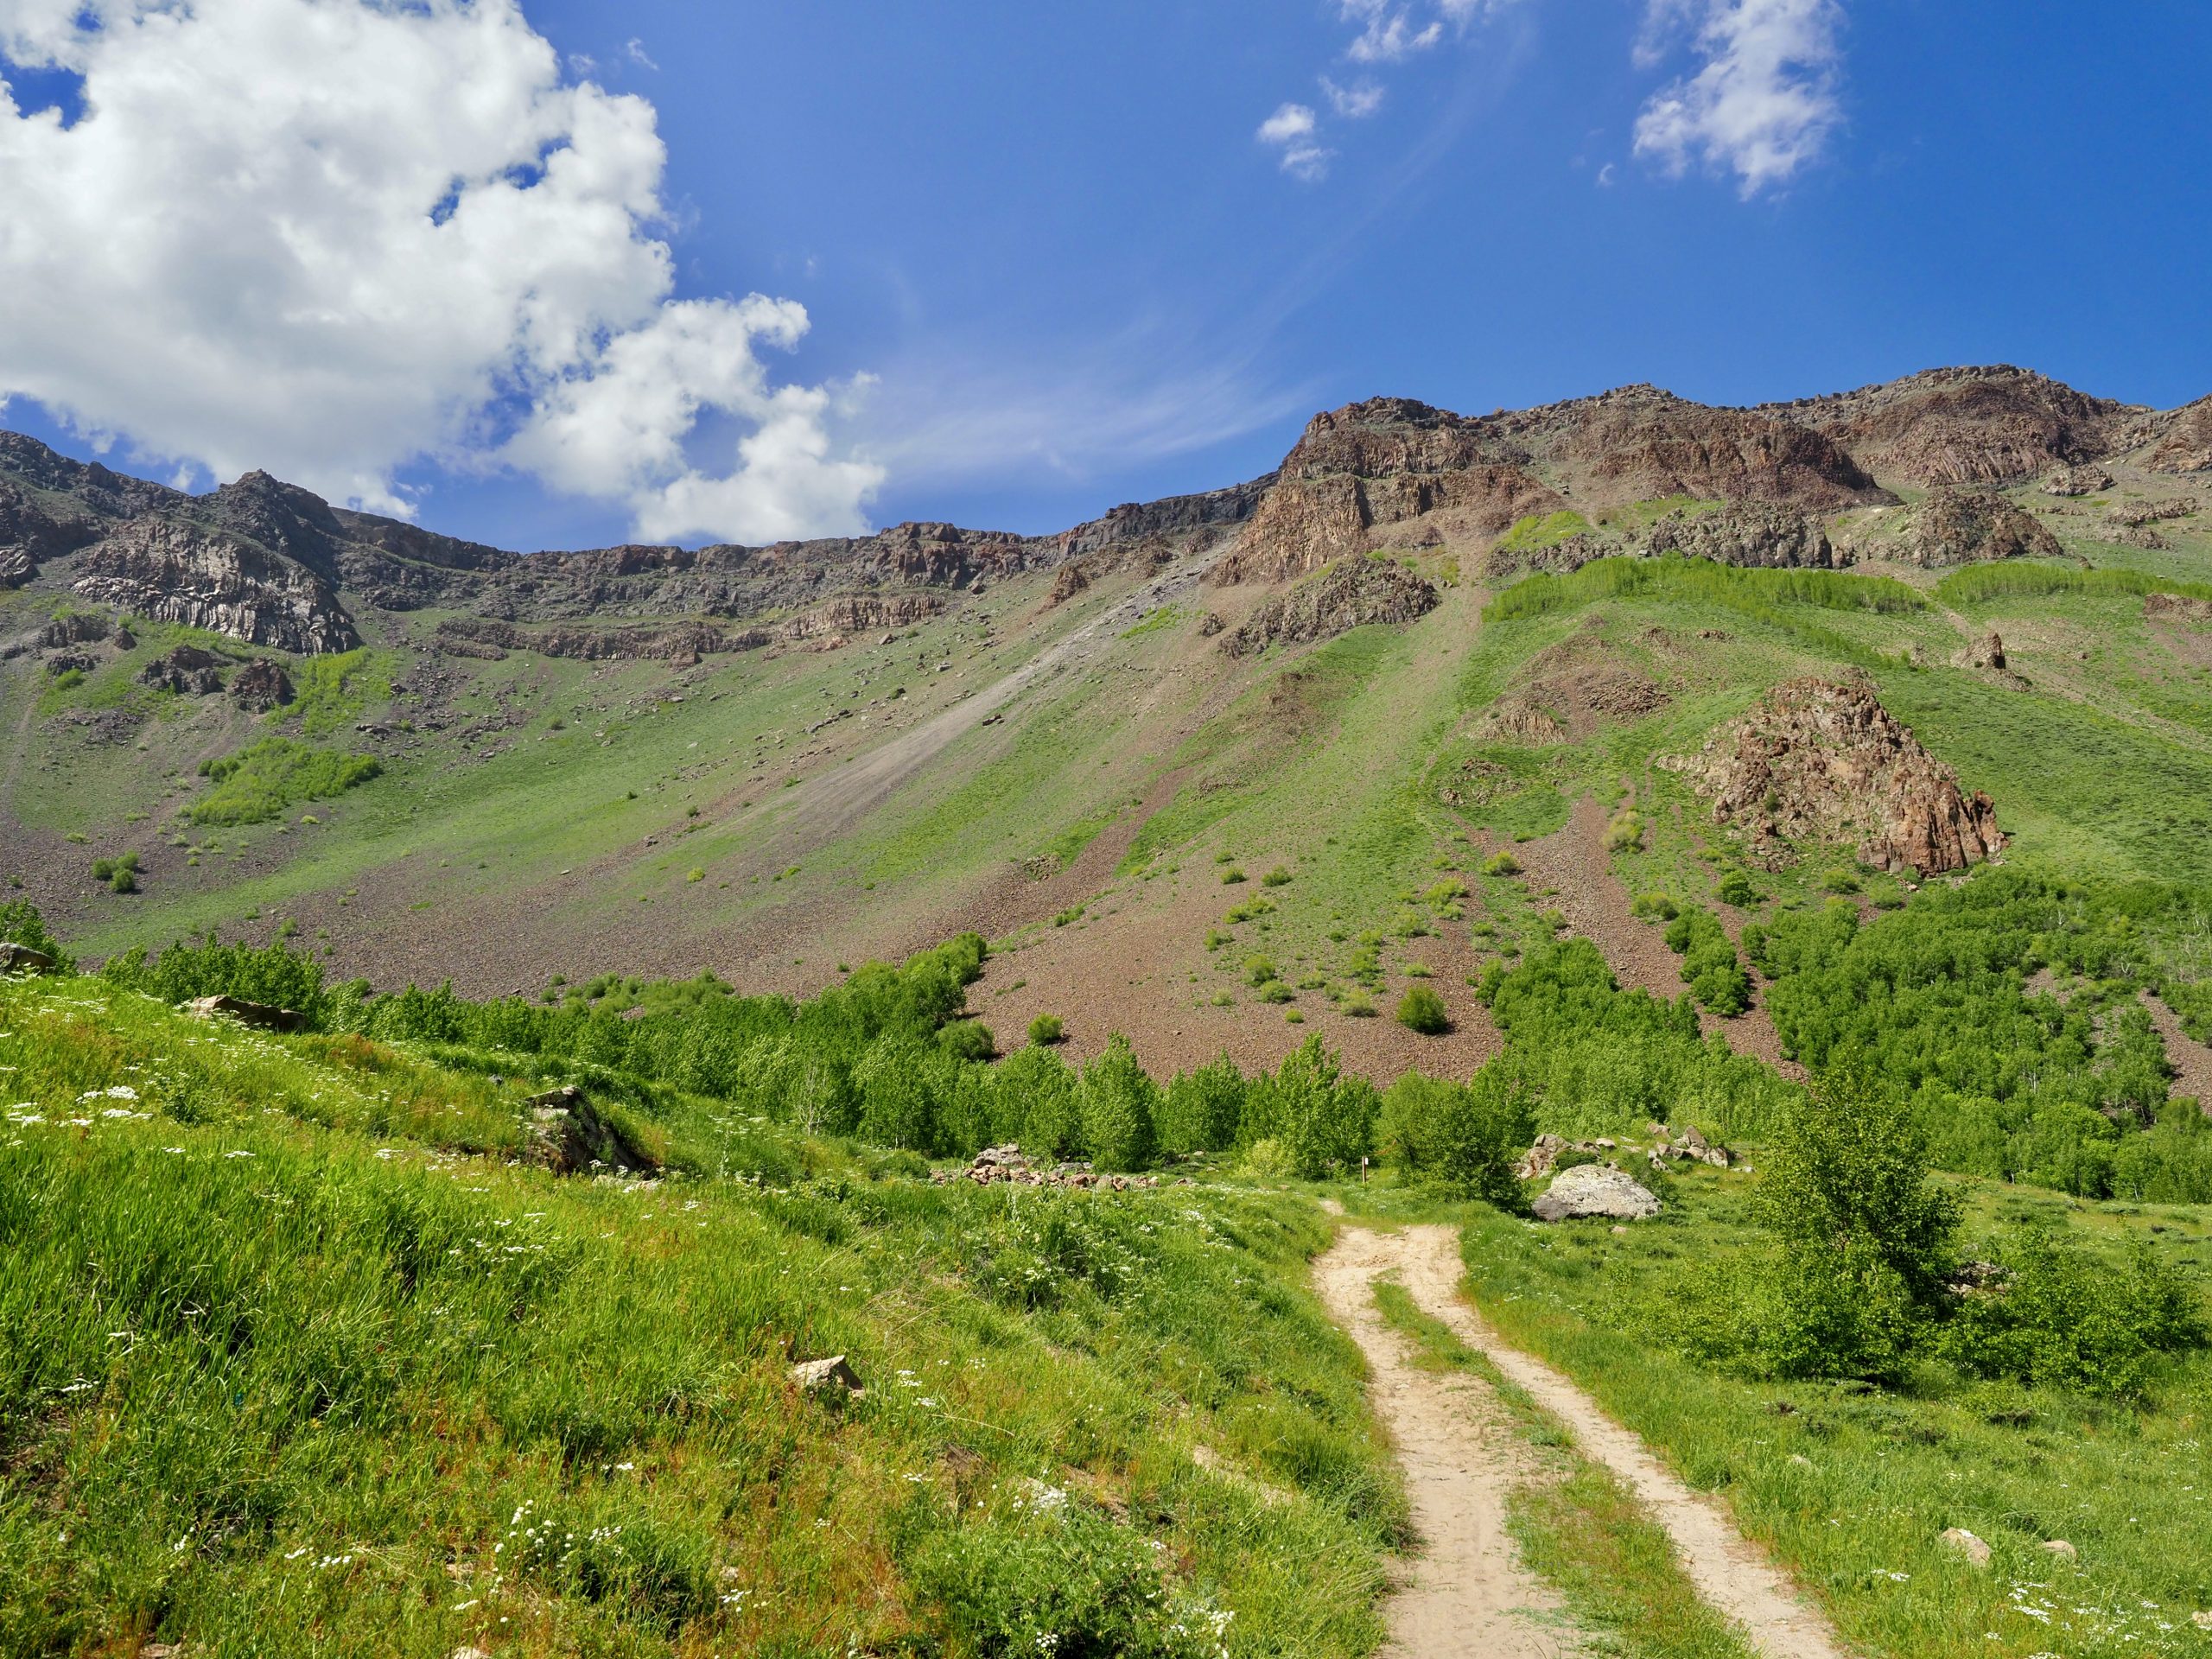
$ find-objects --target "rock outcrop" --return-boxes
[1895,486,2064,567]
[229,657,294,710]
[1668,673,2005,874]
[1220,398,1562,582]
[1639,503,1840,568]
[1220,556,1439,656]
[139,645,227,695]
[72,519,359,652]
[2144,395,2212,474]
[1770,365,2145,486]
[2042,463,2113,497]
[1951,631,2007,671]
[521,1084,653,1176]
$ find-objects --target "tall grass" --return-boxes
[1486,556,1928,625]
[1935,563,2212,607]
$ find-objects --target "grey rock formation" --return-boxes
[1532,1163,1662,1222]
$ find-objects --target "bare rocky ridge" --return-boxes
[1220,556,1439,656]
[1892,486,2066,567]
[1668,673,2005,874]
[1766,365,2147,486]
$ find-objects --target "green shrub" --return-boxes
[192,738,380,826]
[1078,1035,1160,1173]
[1942,1226,2207,1397]
[104,931,328,1020]
[1257,982,1294,1004]
[1262,867,1292,887]
[1027,1013,1065,1046]
[1603,808,1644,853]
[1219,867,1246,885]
[1396,986,1450,1035]
[1630,892,1678,922]
[1715,869,1759,908]
[109,866,138,894]
[1243,955,1279,988]
[1483,851,1520,877]
[1160,1054,1246,1154]
[1380,1069,1532,1205]
[1239,1038,1376,1179]
[1662,906,1751,1016]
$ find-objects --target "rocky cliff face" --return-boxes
[2144,396,2212,475]
[1894,486,2064,567]
[1493,384,1891,510]
[1639,504,1839,568]
[70,518,360,653]
[1768,365,2145,487]
[1220,556,1439,656]
[1667,673,2004,874]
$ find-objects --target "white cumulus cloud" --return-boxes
[1255,101,1333,180]
[1341,1,1444,64]
[1632,0,1844,194]
[0,0,880,543]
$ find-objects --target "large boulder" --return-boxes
[139,645,226,696]
[522,1084,653,1176]
[185,994,308,1033]
[1532,1163,1662,1222]
[1639,503,1840,569]
[229,657,295,711]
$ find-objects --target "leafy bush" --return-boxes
[104,932,328,1020]
[1160,1054,1246,1154]
[1379,1069,1531,1205]
[1396,985,1450,1035]
[1078,1035,1160,1173]
[1942,1226,2207,1397]
[1262,866,1293,887]
[1241,1037,1376,1179]
[1663,906,1751,1016]
[1244,955,1279,987]
[1603,808,1644,853]
[1027,1013,1065,1046]
[1256,982,1294,1004]
[1630,892,1678,922]
[1715,869,1758,908]
[193,738,380,826]
[1483,851,1520,877]
[1219,866,1246,885]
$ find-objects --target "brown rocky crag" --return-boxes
[1894,486,2064,567]
[1667,673,2004,874]
[1220,556,1439,657]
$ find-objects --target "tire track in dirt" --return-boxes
[1328,1224,1853,1659]
[1314,1227,1585,1659]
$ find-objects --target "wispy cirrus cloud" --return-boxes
[1633,0,1845,194]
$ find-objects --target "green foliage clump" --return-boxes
[104,931,328,1020]
[1219,866,1247,885]
[1241,1037,1377,1179]
[193,738,380,826]
[1496,509,1592,553]
[1078,1035,1160,1173]
[1942,1226,2207,1397]
[1663,906,1751,1016]
[1262,866,1293,887]
[1747,872,2198,1197]
[0,901,72,973]
[1630,892,1678,922]
[92,851,143,893]
[1602,807,1644,853]
[1027,1013,1065,1046]
[1160,1054,1247,1154]
[1483,851,1521,877]
[1379,1070,1532,1205]
[1244,955,1279,988]
[1395,985,1450,1035]
[1714,869,1758,908]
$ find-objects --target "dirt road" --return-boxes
[1319,1224,1853,1659]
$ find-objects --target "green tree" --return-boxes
[1160,1053,1246,1154]
[1079,1035,1160,1172]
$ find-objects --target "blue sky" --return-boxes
[2,1,2208,551]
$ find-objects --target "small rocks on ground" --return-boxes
[1940,1527,1992,1567]
[2040,1539,2077,1563]
[931,1144,1162,1192]
[790,1355,865,1398]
